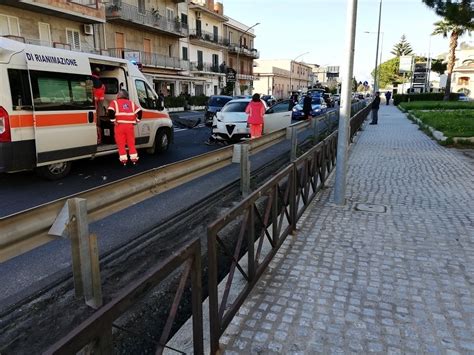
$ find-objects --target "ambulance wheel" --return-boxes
[147,129,170,154]
[36,161,72,180]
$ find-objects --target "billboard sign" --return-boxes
[399,55,413,73]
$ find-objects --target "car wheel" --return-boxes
[147,129,170,154]
[36,161,72,180]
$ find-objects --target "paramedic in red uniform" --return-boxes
[91,67,106,107]
[107,89,142,165]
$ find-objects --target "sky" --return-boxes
[223,0,473,83]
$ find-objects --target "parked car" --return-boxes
[212,99,292,141]
[333,94,341,105]
[204,95,234,125]
[458,93,470,101]
[233,95,252,99]
[261,95,277,106]
[323,93,335,107]
[291,95,327,120]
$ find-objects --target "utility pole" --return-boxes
[373,0,383,93]
[334,0,358,205]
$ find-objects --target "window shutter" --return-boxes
[9,17,20,36]
[73,31,80,50]
[0,15,8,36]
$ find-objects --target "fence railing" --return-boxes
[107,48,190,70]
[189,28,228,47]
[44,239,203,355]
[207,102,371,353]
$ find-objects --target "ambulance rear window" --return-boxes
[8,69,33,110]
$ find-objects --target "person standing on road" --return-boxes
[303,92,313,120]
[108,89,142,165]
[370,91,381,125]
[385,91,392,105]
[245,93,266,139]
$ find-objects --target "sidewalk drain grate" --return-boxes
[354,203,387,213]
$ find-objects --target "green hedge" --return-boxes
[399,101,474,110]
[188,95,209,106]
[164,96,186,108]
[393,93,460,105]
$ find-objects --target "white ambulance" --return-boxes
[0,37,173,179]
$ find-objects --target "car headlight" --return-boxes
[292,108,298,112]
[314,109,321,112]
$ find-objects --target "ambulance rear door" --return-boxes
[25,48,97,166]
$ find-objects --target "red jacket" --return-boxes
[108,98,142,124]
[245,100,265,125]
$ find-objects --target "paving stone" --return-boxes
[220,106,474,354]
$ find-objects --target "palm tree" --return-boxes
[432,20,473,100]
[391,35,414,56]
[423,0,473,27]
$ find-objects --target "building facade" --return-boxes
[253,63,290,100]
[255,59,311,95]
[451,42,474,98]
[0,0,259,98]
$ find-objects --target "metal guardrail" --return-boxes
[0,102,368,263]
[44,238,203,355]
[207,102,371,353]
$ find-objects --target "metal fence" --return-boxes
[44,239,203,355]
[207,102,371,353]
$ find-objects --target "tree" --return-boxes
[423,0,473,27]
[430,59,447,75]
[391,35,414,56]
[432,20,474,99]
[352,77,358,92]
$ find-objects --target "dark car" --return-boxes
[322,93,335,108]
[261,95,277,106]
[291,95,327,120]
[205,95,234,125]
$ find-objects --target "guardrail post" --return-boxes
[67,198,103,309]
[240,144,250,197]
[290,127,298,162]
[312,116,320,143]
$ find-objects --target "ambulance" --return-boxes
[0,37,173,179]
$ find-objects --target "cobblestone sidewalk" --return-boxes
[221,105,474,354]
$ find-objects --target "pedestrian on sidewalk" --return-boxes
[245,93,266,139]
[108,89,142,165]
[303,92,312,120]
[370,91,381,125]
[385,91,392,105]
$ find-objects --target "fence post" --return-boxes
[312,116,320,143]
[290,126,298,162]
[67,198,103,309]
[240,144,250,197]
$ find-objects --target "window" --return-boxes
[458,76,470,85]
[0,14,20,36]
[271,101,290,113]
[197,50,203,67]
[8,69,93,111]
[137,0,145,14]
[101,78,119,95]
[182,46,188,60]
[212,54,219,67]
[66,28,80,50]
[38,22,51,47]
[166,8,174,22]
[180,13,188,26]
[228,31,233,44]
[213,26,218,42]
[135,79,158,110]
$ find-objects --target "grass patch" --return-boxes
[411,110,474,138]
[400,101,474,111]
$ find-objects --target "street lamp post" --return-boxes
[365,30,384,91]
[289,51,309,95]
[235,22,260,96]
[373,0,383,93]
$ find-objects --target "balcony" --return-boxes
[106,2,188,38]
[228,44,260,59]
[107,48,189,71]
[188,29,229,50]
[3,0,104,23]
[190,62,225,75]
[2,35,101,54]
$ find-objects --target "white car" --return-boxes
[212,99,293,141]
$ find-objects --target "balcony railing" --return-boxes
[68,0,98,9]
[2,35,101,54]
[228,44,260,59]
[106,1,188,37]
[189,29,229,47]
[107,48,189,71]
[190,62,224,73]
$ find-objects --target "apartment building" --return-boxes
[312,65,340,89]
[1,0,259,97]
[224,18,259,95]
[451,42,474,98]
[253,64,290,100]
[0,0,105,51]
[255,59,311,95]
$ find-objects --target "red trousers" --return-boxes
[249,124,263,139]
[114,123,138,163]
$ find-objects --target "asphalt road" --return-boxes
[0,109,338,312]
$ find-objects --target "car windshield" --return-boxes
[208,97,232,107]
[221,101,249,113]
[298,96,321,105]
